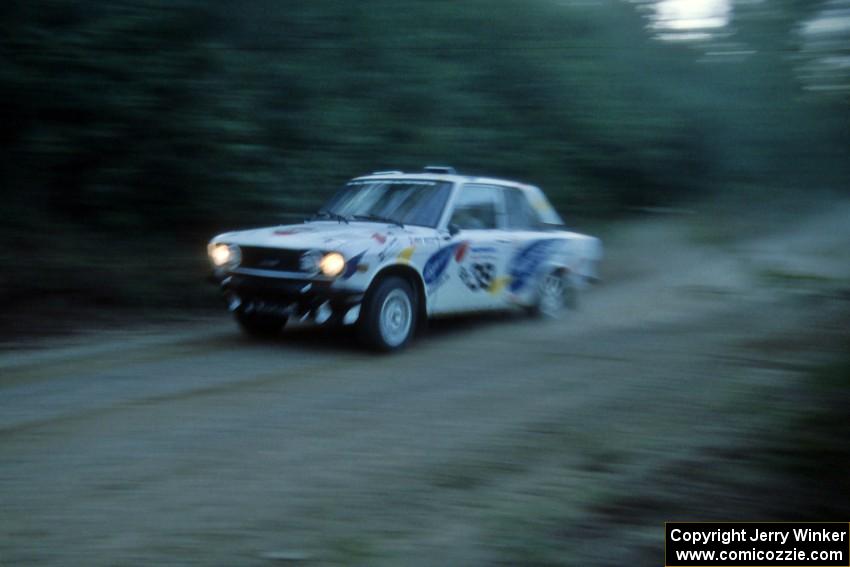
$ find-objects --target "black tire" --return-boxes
[529,269,575,319]
[235,310,287,338]
[357,276,418,352]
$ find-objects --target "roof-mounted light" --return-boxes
[423,165,456,174]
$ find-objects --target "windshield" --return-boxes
[319,180,452,228]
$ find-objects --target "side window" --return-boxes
[503,187,542,230]
[449,184,503,230]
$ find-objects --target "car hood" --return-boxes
[213,221,430,254]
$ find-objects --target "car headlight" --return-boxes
[319,252,346,277]
[208,243,241,268]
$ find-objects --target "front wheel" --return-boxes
[358,276,417,352]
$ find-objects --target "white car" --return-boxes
[208,166,602,351]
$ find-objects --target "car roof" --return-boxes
[351,171,538,192]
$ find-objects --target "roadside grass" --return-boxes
[324,536,378,566]
[757,268,843,290]
[0,241,222,343]
[755,269,850,309]
[476,346,850,565]
[427,422,634,494]
[758,355,850,514]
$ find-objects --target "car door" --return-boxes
[428,183,513,314]
[501,185,571,305]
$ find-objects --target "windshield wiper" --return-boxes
[352,214,405,228]
[311,210,350,224]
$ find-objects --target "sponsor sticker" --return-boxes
[423,242,467,290]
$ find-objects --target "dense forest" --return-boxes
[1,0,848,311]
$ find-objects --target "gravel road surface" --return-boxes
[2,207,849,565]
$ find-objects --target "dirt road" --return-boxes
[2,205,849,566]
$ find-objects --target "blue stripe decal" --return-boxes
[342,251,366,279]
[508,239,560,292]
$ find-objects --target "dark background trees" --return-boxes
[1,0,847,311]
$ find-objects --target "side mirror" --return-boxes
[448,223,461,237]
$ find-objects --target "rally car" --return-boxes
[208,166,602,351]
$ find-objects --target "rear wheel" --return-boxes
[235,310,287,338]
[531,270,575,319]
[358,276,417,352]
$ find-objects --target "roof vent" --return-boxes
[423,165,456,174]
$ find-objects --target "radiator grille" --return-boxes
[239,247,306,272]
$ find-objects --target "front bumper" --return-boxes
[211,271,364,324]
